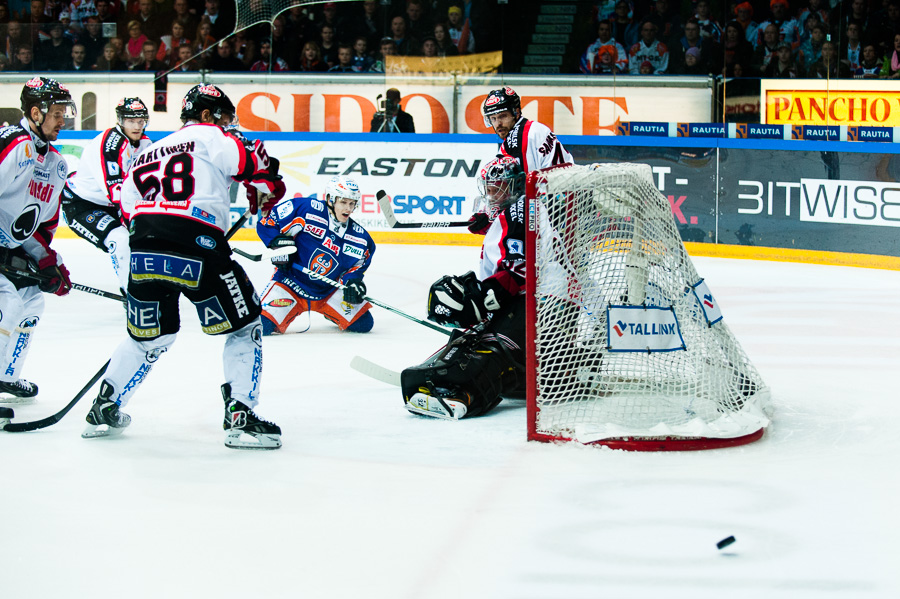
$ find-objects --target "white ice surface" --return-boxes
[2,239,899,599]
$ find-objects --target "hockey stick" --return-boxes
[350,355,401,386]
[299,266,452,336]
[2,360,109,433]
[232,245,297,262]
[376,190,469,229]
[0,265,126,303]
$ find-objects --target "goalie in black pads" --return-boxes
[401,157,528,420]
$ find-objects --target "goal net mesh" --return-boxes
[526,163,771,447]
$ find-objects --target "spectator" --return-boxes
[193,17,217,56]
[353,0,381,50]
[639,59,654,73]
[202,0,233,41]
[675,46,707,74]
[854,43,882,78]
[351,35,374,71]
[694,0,721,42]
[610,0,639,49]
[798,23,826,70]
[722,20,753,75]
[11,44,34,69]
[166,0,199,42]
[370,87,414,133]
[368,36,395,72]
[4,20,28,59]
[297,40,327,71]
[0,2,9,24]
[25,0,52,46]
[134,0,162,42]
[57,10,78,43]
[0,53,10,70]
[173,41,197,71]
[810,40,851,77]
[646,0,682,48]
[95,40,127,70]
[320,23,338,66]
[831,0,869,41]
[94,0,115,26]
[124,19,148,66]
[327,42,355,72]
[581,19,627,73]
[157,19,189,67]
[764,41,803,77]
[798,0,830,38]
[388,14,417,55]
[753,22,781,73]
[406,0,431,42]
[207,38,247,71]
[880,32,900,77]
[447,5,473,54]
[79,16,106,67]
[316,1,344,43]
[841,22,863,72]
[132,39,164,72]
[250,39,289,71]
[672,18,712,73]
[420,35,438,57]
[733,2,759,48]
[109,35,129,64]
[67,42,89,70]
[432,22,458,56]
[628,20,669,74]
[757,0,800,48]
[35,21,72,70]
[231,28,257,69]
[870,1,900,57]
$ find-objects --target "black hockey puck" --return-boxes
[716,535,736,550]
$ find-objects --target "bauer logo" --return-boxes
[606,306,685,352]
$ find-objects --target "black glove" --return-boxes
[267,234,296,271]
[427,271,498,328]
[467,211,491,235]
[343,279,366,304]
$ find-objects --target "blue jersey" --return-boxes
[257,195,375,300]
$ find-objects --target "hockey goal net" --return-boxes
[525,163,771,450]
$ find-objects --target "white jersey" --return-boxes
[0,118,67,262]
[121,122,276,233]
[498,117,573,175]
[66,125,150,207]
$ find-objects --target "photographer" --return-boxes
[369,88,415,133]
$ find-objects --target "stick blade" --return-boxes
[375,190,399,227]
[350,356,401,387]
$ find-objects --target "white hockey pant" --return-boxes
[104,226,131,292]
[103,333,176,407]
[223,319,263,409]
[0,278,43,383]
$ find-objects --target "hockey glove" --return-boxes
[427,271,497,328]
[343,279,366,304]
[267,235,296,271]
[467,211,492,235]
[37,255,71,296]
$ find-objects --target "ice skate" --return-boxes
[222,384,281,450]
[0,406,13,429]
[82,381,131,439]
[405,389,470,420]
[0,379,38,405]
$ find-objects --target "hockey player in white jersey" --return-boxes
[0,77,75,403]
[467,87,573,235]
[61,97,151,293]
[82,84,286,449]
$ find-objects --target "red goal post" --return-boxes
[524,163,771,451]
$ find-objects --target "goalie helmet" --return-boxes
[20,77,76,119]
[324,176,361,208]
[477,156,524,214]
[116,97,149,124]
[481,86,521,127]
[180,84,236,125]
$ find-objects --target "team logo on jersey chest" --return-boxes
[309,252,335,275]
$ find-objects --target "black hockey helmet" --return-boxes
[116,97,149,122]
[180,84,236,125]
[481,86,521,127]
[20,77,77,119]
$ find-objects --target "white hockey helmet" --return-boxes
[477,156,524,214]
[324,176,361,209]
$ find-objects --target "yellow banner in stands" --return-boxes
[385,51,503,75]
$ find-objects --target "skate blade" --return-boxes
[0,396,36,406]
[82,423,128,439]
[1,418,10,429]
[224,430,282,450]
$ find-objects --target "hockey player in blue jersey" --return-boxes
[256,176,376,335]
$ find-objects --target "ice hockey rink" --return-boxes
[2,238,898,599]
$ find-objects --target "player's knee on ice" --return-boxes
[345,311,373,333]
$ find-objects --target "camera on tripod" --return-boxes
[372,93,401,133]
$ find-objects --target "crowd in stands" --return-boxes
[579,0,900,78]
[0,0,498,74]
